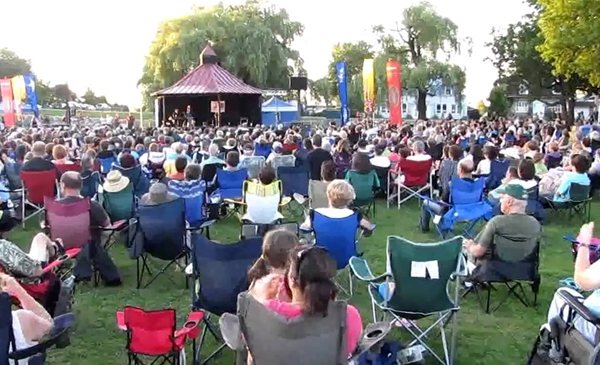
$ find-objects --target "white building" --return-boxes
[377,86,468,119]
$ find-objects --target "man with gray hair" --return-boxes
[407,140,432,162]
[463,184,541,270]
[21,141,57,175]
[200,143,225,169]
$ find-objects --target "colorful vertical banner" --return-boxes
[362,59,375,113]
[386,61,403,126]
[335,61,350,125]
[0,78,16,127]
[10,75,26,120]
[23,74,39,116]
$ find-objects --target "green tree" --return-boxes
[373,2,467,119]
[309,77,332,106]
[476,100,487,115]
[51,84,75,102]
[0,49,31,79]
[81,88,108,106]
[139,0,304,108]
[327,41,375,106]
[487,85,510,117]
[35,79,53,106]
[537,0,600,87]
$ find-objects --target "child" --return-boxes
[247,229,299,302]
[533,152,548,177]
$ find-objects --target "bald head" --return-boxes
[458,158,474,177]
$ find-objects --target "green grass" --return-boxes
[9,200,592,364]
[38,108,155,122]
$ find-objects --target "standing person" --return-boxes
[306,135,332,181]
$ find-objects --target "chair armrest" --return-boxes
[187,219,217,231]
[349,322,392,362]
[116,311,126,331]
[184,263,194,276]
[557,290,600,326]
[105,219,127,230]
[349,256,389,282]
[42,248,82,274]
[174,311,205,339]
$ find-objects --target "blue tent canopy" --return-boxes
[261,97,298,126]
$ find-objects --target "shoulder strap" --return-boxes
[334,301,347,365]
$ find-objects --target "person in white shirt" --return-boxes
[406,140,432,162]
[370,145,391,169]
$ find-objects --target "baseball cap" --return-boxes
[495,184,528,200]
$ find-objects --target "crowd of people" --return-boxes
[0,114,597,362]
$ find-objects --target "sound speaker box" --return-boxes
[289,76,308,90]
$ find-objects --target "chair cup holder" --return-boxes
[184,320,198,329]
[366,329,383,339]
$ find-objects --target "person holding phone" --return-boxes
[0,272,54,364]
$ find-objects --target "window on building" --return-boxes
[445,87,453,96]
[442,104,448,112]
[436,104,441,114]
[451,104,457,113]
[402,103,407,111]
[515,100,528,112]
[518,84,529,95]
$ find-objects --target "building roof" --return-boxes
[154,45,263,96]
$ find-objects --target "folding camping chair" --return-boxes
[270,155,296,177]
[116,306,204,365]
[308,209,363,297]
[465,239,540,314]
[201,163,225,187]
[20,170,58,229]
[346,170,379,218]
[236,180,290,224]
[99,183,136,223]
[239,222,299,240]
[168,179,216,238]
[278,166,309,217]
[186,234,262,364]
[544,183,591,223]
[421,177,491,239]
[55,162,81,176]
[129,198,189,289]
[0,292,76,365]
[390,158,433,209]
[486,159,510,191]
[81,171,102,200]
[545,154,563,170]
[112,165,150,197]
[98,156,117,175]
[214,168,247,218]
[349,236,466,365]
[240,156,265,180]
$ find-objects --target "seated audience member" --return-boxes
[437,145,463,199]
[544,142,563,168]
[523,140,540,160]
[0,232,63,282]
[184,163,202,181]
[406,140,432,162]
[266,142,284,164]
[345,152,380,193]
[21,141,57,174]
[51,145,73,165]
[370,145,391,169]
[257,165,276,186]
[308,161,337,209]
[306,135,333,181]
[550,154,591,202]
[333,139,353,179]
[224,151,240,171]
[167,156,188,181]
[420,158,475,232]
[247,229,299,302]
[139,142,165,168]
[44,143,54,161]
[97,140,116,160]
[164,142,192,176]
[0,272,54,359]
[463,184,541,270]
[533,152,548,176]
[239,143,255,166]
[475,145,497,176]
[200,144,225,170]
[543,222,600,344]
[140,182,179,206]
[119,153,137,169]
[300,179,373,232]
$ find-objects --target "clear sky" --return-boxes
[1,0,530,107]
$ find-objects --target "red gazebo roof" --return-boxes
[154,45,263,96]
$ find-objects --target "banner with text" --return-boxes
[0,79,15,127]
[386,61,403,125]
[336,61,350,125]
[362,59,375,114]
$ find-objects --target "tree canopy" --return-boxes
[487,85,510,117]
[139,0,304,108]
[537,0,600,87]
[0,49,32,79]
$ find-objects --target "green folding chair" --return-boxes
[545,183,591,223]
[349,235,467,365]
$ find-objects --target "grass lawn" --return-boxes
[38,108,155,122]
[9,199,593,364]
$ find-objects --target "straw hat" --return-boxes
[103,170,130,193]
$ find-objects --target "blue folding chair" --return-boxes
[278,166,309,216]
[187,234,262,364]
[215,168,247,201]
[168,179,216,238]
[486,159,510,191]
[254,143,271,159]
[423,178,491,238]
[112,164,150,197]
[81,171,102,200]
[98,156,117,175]
[129,198,188,288]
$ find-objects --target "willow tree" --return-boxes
[373,2,467,119]
[139,1,304,108]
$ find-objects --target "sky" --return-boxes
[1,0,531,107]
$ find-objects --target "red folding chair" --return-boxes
[20,170,58,228]
[116,307,204,365]
[389,158,433,209]
[55,162,81,175]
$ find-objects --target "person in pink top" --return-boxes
[257,245,363,357]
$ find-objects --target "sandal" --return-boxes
[52,238,66,258]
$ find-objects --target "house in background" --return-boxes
[377,85,468,120]
[507,83,596,119]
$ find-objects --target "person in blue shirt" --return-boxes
[553,154,590,202]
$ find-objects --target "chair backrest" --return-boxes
[254,143,272,159]
[311,209,359,270]
[21,170,57,205]
[346,170,377,202]
[122,306,177,356]
[167,179,208,226]
[450,177,485,205]
[270,155,296,174]
[98,156,117,174]
[191,235,262,315]
[201,163,225,184]
[308,180,329,209]
[568,183,590,202]
[387,236,463,314]
[137,198,187,260]
[216,168,247,200]
[240,222,299,240]
[240,156,265,180]
[113,165,150,196]
[81,171,102,199]
[55,163,81,175]
[237,292,347,365]
[399,159,432,186]
[0,292,12,365]
[243,180,282,224]
[545,155,563,170]
[100,184,136,222]
[278,166,310,197]
[488,159,510,190]
[44,197,91,250]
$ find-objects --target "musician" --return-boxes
[184,105,195,126]
[126,113,135,129]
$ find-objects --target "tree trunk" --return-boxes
[566,96,575,125]
[417,90,427,120]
